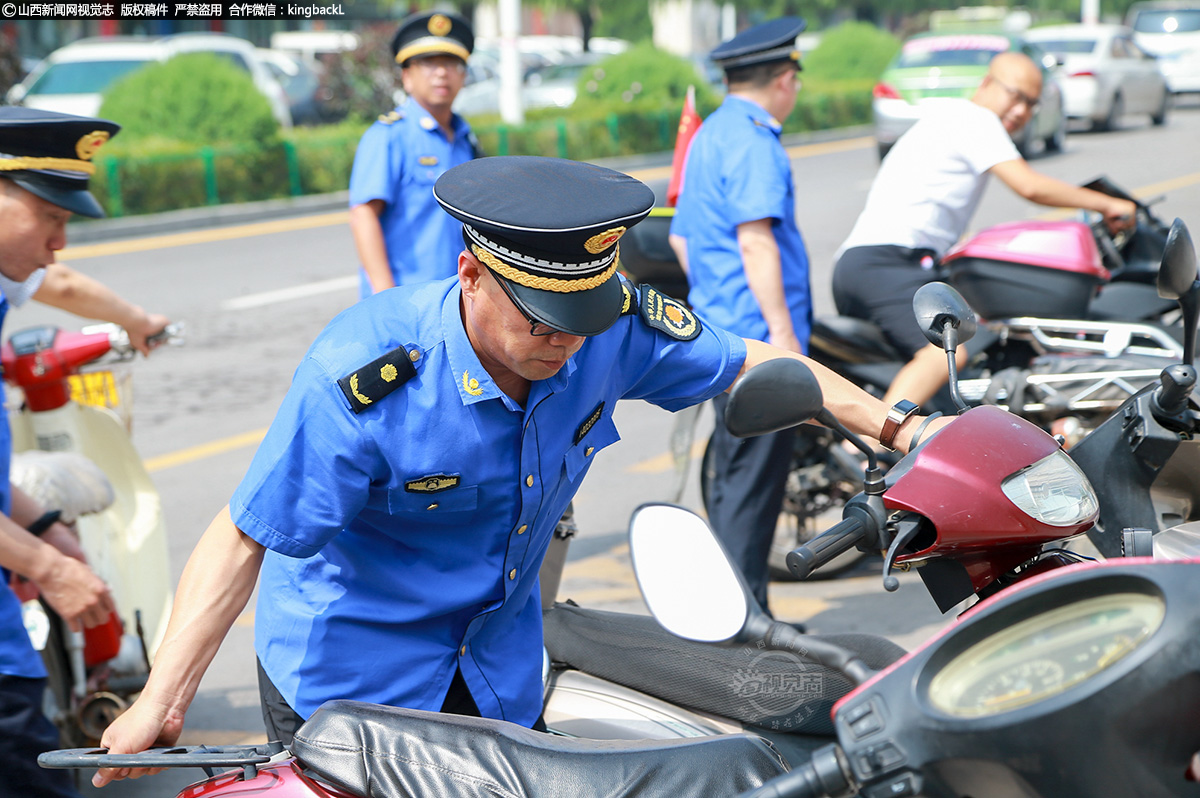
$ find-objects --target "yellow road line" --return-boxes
[61,210,349,261]
[143,428,267,473]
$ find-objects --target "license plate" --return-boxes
[69,370,120,409]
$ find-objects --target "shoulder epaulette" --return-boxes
[378,110,404,125]
[638,284,701,341]
[619,278,639,316]
[338,346,417,414]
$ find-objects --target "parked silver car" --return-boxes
[1026,24,1170,130]
[8,34,293,128]
[1126,0,1200,94]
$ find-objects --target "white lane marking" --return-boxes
[221,275,358,310]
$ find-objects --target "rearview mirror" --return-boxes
[1156,218,1198,301]
[628,503,765,643]
[913,282,977,350]
[724,358,824,438]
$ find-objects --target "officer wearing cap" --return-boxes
[348,10,483,299]
[96,157,939,785]
[669,17,813,611]
[0,107,122,798]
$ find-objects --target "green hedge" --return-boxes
[88,87,872,217]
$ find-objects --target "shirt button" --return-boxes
[517,524,527,535]
[509,568,517,580]
[427,503,439,510]
[460,645,466,656]
[409,349,421,362]
[585,447,594,456]
[525,474,534,487]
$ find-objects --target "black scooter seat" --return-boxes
[810,315,904,363]
[290,699,789,798]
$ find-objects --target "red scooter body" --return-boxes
[179,761,355,797]
[884,406,1096,591]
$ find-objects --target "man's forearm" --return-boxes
[738,221,797,347]
[34,263,148,330]
[349,202,395,294]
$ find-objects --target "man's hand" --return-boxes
[93,696,185,787]
[33,549,115,631]
[1102,198,1138,234]
[40,521,86,563]
[126,312,171,357]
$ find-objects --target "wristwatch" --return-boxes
[26,510,62,537]
[879,399,920,451]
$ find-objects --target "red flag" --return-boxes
[666,85,701,207]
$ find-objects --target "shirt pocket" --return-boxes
[563,414,621,483]
[389,484,479,516]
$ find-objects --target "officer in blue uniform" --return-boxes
[96,157,937,787]
[348,10,483,298]
[0,107,119,798]
[670,18,813,611]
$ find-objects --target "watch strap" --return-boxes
[27,509,62,537]
[879,399,920,451]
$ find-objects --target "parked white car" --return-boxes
[8,34,293,128]
[1126,0,1200,93]
[1025,24,1170,130]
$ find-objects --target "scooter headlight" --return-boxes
[1001,450,1098,526]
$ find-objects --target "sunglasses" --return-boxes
[493,271,564,337]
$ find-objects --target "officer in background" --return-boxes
[95,156,943,787]
[669,18,812,612]
[348,10,483,298]
[0,107,121,798]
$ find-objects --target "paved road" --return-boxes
[14,102,1198,795]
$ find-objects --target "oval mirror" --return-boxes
[913,282,977,349]
[628,503,749,643]
[725,358,824,439]
[1157,219,1197,301]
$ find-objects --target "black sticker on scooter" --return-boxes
[338,346,417,414]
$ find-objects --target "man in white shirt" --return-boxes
[832,52,1136,417]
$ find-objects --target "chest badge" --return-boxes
[406,474,461,493]
[639,286,701,341]
[419,155,439,166]
[575,401,606,445]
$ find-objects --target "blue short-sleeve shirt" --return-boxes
[0,296,44,680]
[348,101,478,297]
[230,278,746,724]
[671,94,811,349]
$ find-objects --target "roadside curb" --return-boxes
[64,124,873,245]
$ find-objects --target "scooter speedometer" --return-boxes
[927,591,1163,718]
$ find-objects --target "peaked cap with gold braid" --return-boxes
[434,156,654,337]
[391,10,473,65]
[0,107,118,218]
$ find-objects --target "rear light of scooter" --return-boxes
[873,82,902,100]
[84,612,124,668]
[1070,70,1097,78]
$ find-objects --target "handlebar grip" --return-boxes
[786,517,866,580]
[1154,364,1196,418]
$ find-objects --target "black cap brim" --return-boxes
[499,268,623,337]
[11,176,105,218]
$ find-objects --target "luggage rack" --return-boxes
[989,317,1184,359]
[960,366,1168,416]
[38,741,288,780]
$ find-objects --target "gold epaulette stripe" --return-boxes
[471,244,618,294]
[0,157,95,174]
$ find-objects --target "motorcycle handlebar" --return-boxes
[786,517,867,580]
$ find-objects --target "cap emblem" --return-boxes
[428,14,452,36]
[75,130,110,161]
[584,227,626,254]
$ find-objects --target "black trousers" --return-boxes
[831,244,941,358]
[257,659,550,746]
[703,393,796,611]
[0,673,80,798]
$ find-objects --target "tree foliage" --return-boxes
[97,53,279,145]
